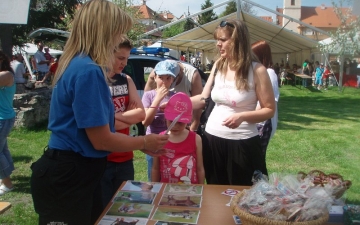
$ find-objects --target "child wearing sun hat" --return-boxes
[151,92,205,184]
[142,60,180,181]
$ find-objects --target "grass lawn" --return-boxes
[1,85,359,224]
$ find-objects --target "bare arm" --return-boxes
[190,63,217,110]
[195,133,205,184]
[37,71,52,83]
[151,157,161,182]
[189,70,203,131]
[144,70,156,92]
[115,76,145,130]
[0,71,14,87]
[142,86,169,127]
[85,124,168,155]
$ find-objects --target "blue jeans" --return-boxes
[0,118,15,179]
[315,76,322,85]
[146,154,153,181]
[100,159,134,208]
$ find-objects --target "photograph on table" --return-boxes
[106,202,154,218]
[152,208,200,224]
[163,184,203,195]
[121,181,162,193]
[155,221,193,225]
[159,194,202,208]
[113,191,156,204]
[97,215,148,225]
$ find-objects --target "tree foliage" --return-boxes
[219,1,256,17]
[10,0,81,46]
[319,0,360,57]
[184,18,195,32]
[318,0,360,89]
[198,0,218,25]
[162,21,186,38]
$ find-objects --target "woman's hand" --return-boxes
[222,113,243,129]
[143,133,169,152]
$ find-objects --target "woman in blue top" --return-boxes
[0,50,16,196]
[29,1,168,224]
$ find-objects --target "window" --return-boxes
[291,0,295,5]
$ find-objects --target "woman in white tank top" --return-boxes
[191,20,275,185]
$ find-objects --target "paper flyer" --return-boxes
[163,184,203,195]
[113,191,156,204]
[106,202,154,218]
[121,180,163,193]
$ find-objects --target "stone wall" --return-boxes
[13,87,52,128]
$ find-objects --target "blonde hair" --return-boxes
[214,19,258,91]
[53,0,133,85]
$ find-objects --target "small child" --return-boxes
[151,92,205,184]
[142,60,180,181]
[280,69,286,86]
[322,65,331,90]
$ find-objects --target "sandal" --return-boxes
[0,184,14,195]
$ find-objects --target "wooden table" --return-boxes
[0,202,11,214]
[294,73,312,88]
[96,182,343,225]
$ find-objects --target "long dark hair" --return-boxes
[251,40,273,69]
[0,50,14,73]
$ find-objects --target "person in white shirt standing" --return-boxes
[33,41,50,81]
[251,40,279,159]
[11,53,28,94]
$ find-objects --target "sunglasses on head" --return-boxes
[219,21,234,28]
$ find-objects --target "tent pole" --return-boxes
[236,0,241,20]
[323,53,339,86]
[339,54,344,91]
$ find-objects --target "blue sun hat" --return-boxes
[154,60,180,78]
[164,92,192,123]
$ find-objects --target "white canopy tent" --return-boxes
[141,0,327,66]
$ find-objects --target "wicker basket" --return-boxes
[230,191,329,225]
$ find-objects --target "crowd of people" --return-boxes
[1,0,282,224]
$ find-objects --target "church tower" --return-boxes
[283,0,302,32]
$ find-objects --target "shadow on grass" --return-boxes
[12,174,32,194]
[278,91,360,131]
[13,155,33,164]
[346,199,360,205]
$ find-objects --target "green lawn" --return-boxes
[1,85,359,224]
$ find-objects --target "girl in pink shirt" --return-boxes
[151,92,205,184]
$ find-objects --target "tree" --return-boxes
[162,21,186,38]
[198,0,218,25]
[0,0,81,57]
[318,0,360,90]
[219,1,256,17]
[184,18,195,32]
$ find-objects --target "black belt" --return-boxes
[43,147,106,162]
[44,148,80,158]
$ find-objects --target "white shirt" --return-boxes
[267,68,279,137]
[34,50,48,72]
[11,60,26,83]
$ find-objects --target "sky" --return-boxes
[143,0,341,18]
